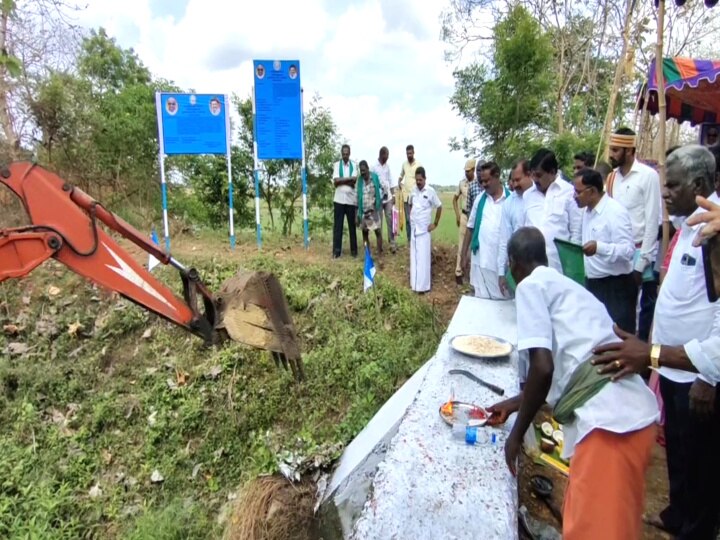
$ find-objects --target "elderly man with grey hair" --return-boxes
[592,144,720,539]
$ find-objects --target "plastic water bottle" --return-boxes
[452,423,479,445]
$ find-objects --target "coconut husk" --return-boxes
[223,476,317,540]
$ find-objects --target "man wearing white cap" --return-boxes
[453,158,476,284]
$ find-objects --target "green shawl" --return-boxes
[339,160,354,178]
[552,356,613,425]
[357,172,382,218]
[470,187,510,255]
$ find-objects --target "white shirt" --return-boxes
[332,159,358,206]
[608,160,661,272]
[654,207,720,384]
[497,187,533,276]
[467,189,508,271]
[681,191,720,384]
[523,176,582,273]
[516,266,659,459]
[409,185,441,235]
[372,160,393,202]
[581,195,635,278]
[685,336,720,385]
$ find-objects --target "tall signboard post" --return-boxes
[252,60,307,248]
[155,92,234,250]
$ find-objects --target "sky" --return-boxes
[69,0,475,186]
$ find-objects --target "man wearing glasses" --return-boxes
[573,168,637,332]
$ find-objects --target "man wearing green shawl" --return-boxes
[356,160,384,256]
[486,227,659,539]
[332,144,358,258]
[459,161,509,299]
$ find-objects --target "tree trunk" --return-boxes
[555,44,565,134]
[0,8,18,152]
[656,0,669,263]
[264,191,275,229]
[598,0,636,163]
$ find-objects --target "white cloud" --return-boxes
[70,0,473,185]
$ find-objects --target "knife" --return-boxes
[449,369,505,396]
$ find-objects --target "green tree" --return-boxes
[0,0,81,158]
[31,28,178,214]
[449,6,554,167]
[178,149,254,229]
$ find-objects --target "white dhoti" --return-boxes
[470,265,503,299]
[410,230,432,292]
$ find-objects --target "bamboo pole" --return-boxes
[636,82,651,157]
[656,0,670,262]
[597,0,637,165]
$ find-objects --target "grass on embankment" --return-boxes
[0,246,442,539]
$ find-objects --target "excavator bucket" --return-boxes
[214,271,304,381]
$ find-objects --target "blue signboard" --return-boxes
[253,60,303,160]
[158,93,228,155]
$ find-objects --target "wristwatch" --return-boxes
[650,344,662,369]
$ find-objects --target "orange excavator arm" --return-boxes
[0,162,216,342]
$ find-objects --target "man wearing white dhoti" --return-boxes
[409,167,442,293]
[460,161,510,299]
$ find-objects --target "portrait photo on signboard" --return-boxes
[289,64,298,79]
[256,64,265,79]
[701,123,719,146]
[166,97,178,116]
[209,97,222,116]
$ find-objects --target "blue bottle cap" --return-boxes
[491,433,497,444]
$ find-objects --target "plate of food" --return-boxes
[439,400,489,427]
[450,334,513,359]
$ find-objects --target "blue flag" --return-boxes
[363,244,376,292]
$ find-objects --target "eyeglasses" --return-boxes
[573,186,593,196]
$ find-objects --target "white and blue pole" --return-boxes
[251,86,262,249]
[224,94,235,249]
[300,87,309,249]
[154,92,171,251]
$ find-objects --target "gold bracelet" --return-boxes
[650,344,661,369]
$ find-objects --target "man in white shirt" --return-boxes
[487,226,658,540]
[593,145,720,539]
[372,146,396,253]
[459,161,509,299]
[573,168,637,333]
[523,148,582,273]
[606,127,662,341]
[398,144,422,243]
[497,159,535,297]
[332,144,358,258]
[452,159,475,284]
[408,167,442,293]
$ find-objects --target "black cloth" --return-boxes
[332,202,357,258]
[659,377,691,535]
[638,277,658,342]
[404,201,411,242]
[585,273,638,334]
[659,377,720,539]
